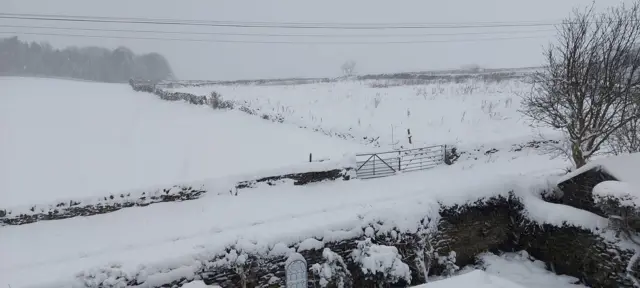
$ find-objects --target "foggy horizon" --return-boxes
[2,0,632,80]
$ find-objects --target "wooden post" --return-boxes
[443,145,447,164]
[309,153,312,162]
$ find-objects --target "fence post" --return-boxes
[398,151,401,172]
[309,153,312,163]
[442,145,447,164]
[373,155,376,176]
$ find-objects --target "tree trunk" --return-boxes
[572,142,587,168]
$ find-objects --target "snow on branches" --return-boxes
[311,248,351,288]
[351,238,412,286]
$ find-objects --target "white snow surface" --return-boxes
[181,280,220,288]
[170,79,558,148]
[1,157,588,288]
[1,77,598,288]
[414,270,527,288]
[478,251,584,288]
[0,77,363,207]
[558,152,640,189]
[180,281,207,288]
[593,180,640,207]
[413,251,584,288]
[1,157,356,217]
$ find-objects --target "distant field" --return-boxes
[169,76,556,150]
[0,77,363,207]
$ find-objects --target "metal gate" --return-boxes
[355,145,446,179]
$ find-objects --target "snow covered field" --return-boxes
[1,76,589,288]
[169,79,558,149]
[0,77,364,207]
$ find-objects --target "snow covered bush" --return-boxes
[209,91,234,109]
[351,238,411,287]
[435,251,459,277]
[207,248,257,288]
[310,248,351,288]
[74,263,130,288]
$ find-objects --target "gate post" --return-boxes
[443,145,447,164]
[372,155,376,176]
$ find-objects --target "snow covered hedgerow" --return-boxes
[310,248,351,288]
[591,181,640,285]
[351,238,412,287]
[367,218,435,284]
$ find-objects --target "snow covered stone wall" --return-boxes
[1,165,355,226]
[129,80,382,147]
[0,185,207,226]
[234,168,353,190]
[66,190,639,288]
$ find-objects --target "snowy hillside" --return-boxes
[0,77,364,207]
[169,78,559,149]
[3,76,611,288]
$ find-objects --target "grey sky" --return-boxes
[1,0,630,80]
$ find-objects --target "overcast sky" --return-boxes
[1,0,630,80]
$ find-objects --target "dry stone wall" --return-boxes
[1,167,353,226]
[70,193,639,288]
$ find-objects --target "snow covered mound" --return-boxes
[478,251,583,288]
[594,181,640,207]
[413,270,527,288]
[169,79,557,148]
[413,251,585,288]
[0,77,363,207]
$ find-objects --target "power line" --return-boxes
[0,24,556,38]
[0,13,562,29]
[0,12,562,27]
[0,30,554,44]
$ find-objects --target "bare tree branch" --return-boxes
[520,1,640,167]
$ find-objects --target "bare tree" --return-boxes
[341,60,356,77]
[521,2,640,168]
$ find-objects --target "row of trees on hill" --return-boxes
[522,1,640,167]
[0,36,174,83]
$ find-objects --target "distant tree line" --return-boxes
[0,36,175,83]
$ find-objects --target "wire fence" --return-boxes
[355,145,446,179]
